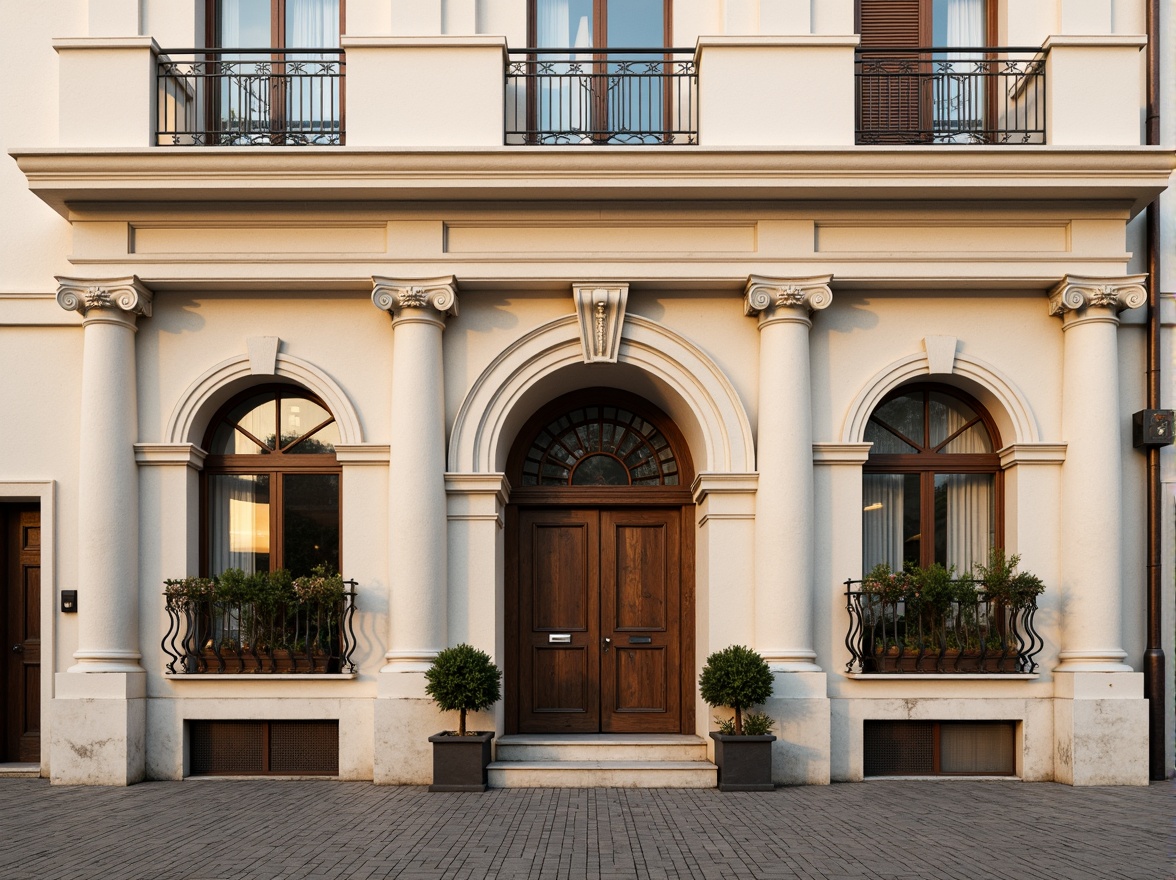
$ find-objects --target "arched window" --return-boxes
[202,385,341,577]
[862,384,1001,573]
[519,403,681,486]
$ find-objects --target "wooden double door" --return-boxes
[514,506,687,733]
[2,506,40,763]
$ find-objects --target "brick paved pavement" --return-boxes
[0,778,1171,880]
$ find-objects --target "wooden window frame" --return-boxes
[199,384,342,577]
[863,382,1003,570]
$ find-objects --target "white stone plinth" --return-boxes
[50,672,145,785]
[1053,672,1148,785]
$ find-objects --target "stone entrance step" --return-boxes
[489,734,716,788]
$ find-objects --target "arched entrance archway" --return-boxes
[505,389,695,734]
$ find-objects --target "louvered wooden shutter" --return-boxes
[857,0,928,143]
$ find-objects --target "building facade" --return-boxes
[0,0,1173,786]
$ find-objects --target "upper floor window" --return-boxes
[211,0,341,51]
[202,385,341,577]
[511,1,695,145]
[855,0,1044,145]
[194,0,344,145]
[862,384,1001,574]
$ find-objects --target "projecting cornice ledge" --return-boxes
[10,147,1174,217]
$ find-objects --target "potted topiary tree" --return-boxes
[699,645,776,791]
[425,643,502,792]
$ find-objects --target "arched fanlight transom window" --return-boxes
[862,384,1001,573]
[520,403,681,487]
[202,385,341,577]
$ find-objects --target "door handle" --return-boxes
[601,637,611,653]
[11,644,22,653]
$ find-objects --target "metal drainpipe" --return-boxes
[1144,0,1167,782]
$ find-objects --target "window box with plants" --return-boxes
[425,644,502,792]
[162,565,357,675]
[700,645,776,792]
[844,550,1044,675]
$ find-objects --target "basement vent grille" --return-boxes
[190,720,339,776]
[864,720,1015,777]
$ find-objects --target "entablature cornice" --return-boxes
[12,147,1173,218]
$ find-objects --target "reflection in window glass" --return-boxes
[282,473,340,577]
[208,474,271,575]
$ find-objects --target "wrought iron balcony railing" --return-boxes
[856,47,1046,145]
[844,580,1042,674]
[163,582,357,674]
[157,49,344,146]
[506,48,697,145]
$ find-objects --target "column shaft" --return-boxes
[745,275,831,671]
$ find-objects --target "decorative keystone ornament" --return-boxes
[573,283,628,363]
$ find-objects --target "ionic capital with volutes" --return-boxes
[1048,274,1147,329]
[744,274,833,328]
[372,276,459,327]
[56,276,153,327]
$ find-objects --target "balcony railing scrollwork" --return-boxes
[163,580,358,674]
[856,47,1046,145]
[157,49,344,146]
[506,48,697,145]
[844,579,1042,674]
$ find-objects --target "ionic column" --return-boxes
[1050,274,1146,672]
[372,276,457,675]
[745,275,832,671]
[57,276,152,673]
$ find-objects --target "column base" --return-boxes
[763,672,830,785]
[1053,672,1148,785]
[1055,649,1132,673]
[50,672,145,785]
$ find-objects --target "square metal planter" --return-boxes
[710,732,776,791]
[428,731,494,792]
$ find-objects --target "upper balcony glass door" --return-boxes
[531,0,671,144]
[210,0,342,144]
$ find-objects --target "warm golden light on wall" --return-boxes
[229,497,270,554]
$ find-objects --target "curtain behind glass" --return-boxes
[535,0,593,140]
[863,473,905,570]
[933,400,993,572]
[935,0,985,141]
[286,0,340,138]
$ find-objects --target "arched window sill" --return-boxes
[845,673,1039,681]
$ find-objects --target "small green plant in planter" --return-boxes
[699,645,776,791]
[425,644,502,792]
[973,548,1045,609]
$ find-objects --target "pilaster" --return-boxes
[1050,275,1145,673]
[745,275,832,673]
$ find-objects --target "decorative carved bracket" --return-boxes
[372,276,459,322]
[56,276,153,319]
[744,274,833,325]
[573,283,629,364]
[1048,274,1147,319]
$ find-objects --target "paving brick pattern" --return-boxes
[0,778,1172,880]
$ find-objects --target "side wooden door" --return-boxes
[600,509,680,732]
[3,506,40,762]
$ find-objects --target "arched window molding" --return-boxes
[449,314,754,477]
[165,351,363,448]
